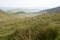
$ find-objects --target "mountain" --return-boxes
[40,6,60,13]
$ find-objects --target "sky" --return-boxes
[0,0,60,9]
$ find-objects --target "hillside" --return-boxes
[0,9,16,21]
[0,10,18,40]
[0,10,60,40]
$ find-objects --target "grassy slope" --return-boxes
[0,11,60,40]
[0,10,18,40]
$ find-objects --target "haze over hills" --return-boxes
[0,6,60,13]
[0,7,44,13]
[7,9,41,13]
[0,6,60,18]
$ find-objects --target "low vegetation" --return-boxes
[0,10,60,40]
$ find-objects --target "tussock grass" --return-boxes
[0,11,60,40]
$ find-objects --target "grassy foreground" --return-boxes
[0,11,60,40]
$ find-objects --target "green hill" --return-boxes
[0,10,60,40]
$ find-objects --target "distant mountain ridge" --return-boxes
[40,6,60,12]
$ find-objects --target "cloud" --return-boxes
[0,0,60,9]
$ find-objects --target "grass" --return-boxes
[0,10,60,40]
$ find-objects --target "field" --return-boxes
[0,10,60,40]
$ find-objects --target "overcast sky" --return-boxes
[0,0,60,9]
